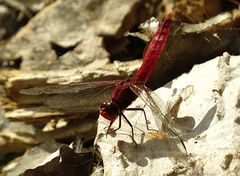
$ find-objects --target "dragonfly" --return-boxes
[20,14,177,145]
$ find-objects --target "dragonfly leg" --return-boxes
[113,115,122,132]
[106,116,122,135]
[126,108,157,132]
[106,121,114,136]
[121,112,137,145]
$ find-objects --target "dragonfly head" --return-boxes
[100,101,120,122]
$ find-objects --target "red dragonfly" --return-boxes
[21,14,176,145]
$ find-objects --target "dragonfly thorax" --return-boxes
[100,101,120,122]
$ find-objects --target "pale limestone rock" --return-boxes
[95,52,240,176]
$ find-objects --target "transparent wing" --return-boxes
[20,80,119,112]
[130,83,171,130]
[130,83,187,156]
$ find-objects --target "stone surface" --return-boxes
[95,52,240,175]
[0,0,145,70]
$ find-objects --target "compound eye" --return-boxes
[100,101,111,111]
[100,101,119,121]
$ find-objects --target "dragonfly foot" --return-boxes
[131,136,138,146]
[105,126,117,139]
[132,140,141,149]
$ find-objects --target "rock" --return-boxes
[0,0,147,70]
[1,141,60,176]
[95,52,240,175]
